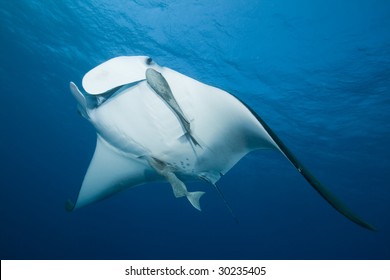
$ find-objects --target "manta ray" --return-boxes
[67,56,375,231]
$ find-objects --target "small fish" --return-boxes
[148,157,205,211]
[146,68,201,147]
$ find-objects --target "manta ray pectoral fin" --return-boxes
[65,199,75,212]
[241,101,377,231]
[67,136,155,211]
[265,122,376,231]
[295,163,378,231]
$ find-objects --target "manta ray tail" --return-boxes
[186,191,205,211]
[212,184,239,223]
[198,175,238,222]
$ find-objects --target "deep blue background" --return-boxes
[1,0,389,259]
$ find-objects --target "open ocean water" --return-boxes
[0,0,389,260]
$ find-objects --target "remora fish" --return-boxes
[146,68,201,147]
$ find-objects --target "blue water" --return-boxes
[1,0,389,260]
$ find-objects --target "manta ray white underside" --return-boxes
[67,56,375,231]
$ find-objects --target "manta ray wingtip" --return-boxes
[357,220,377,232]
[65,199,75,212]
